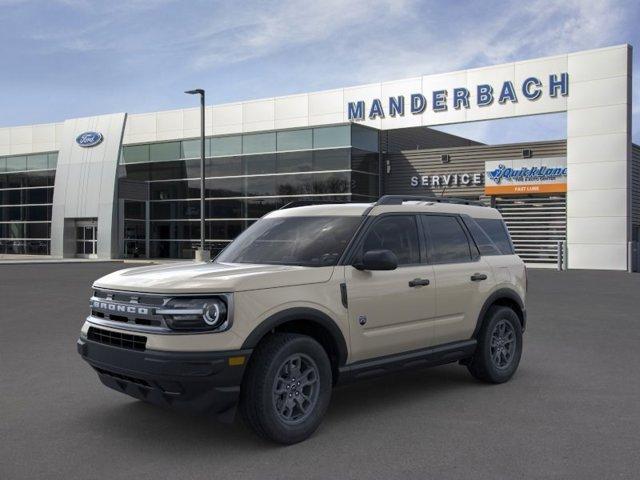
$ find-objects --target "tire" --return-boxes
[240,333,332,444]
[467,306,523,384]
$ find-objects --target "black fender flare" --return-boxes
[241,307,349,366]
[472,288,526,338]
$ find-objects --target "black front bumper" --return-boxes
[77,337,251,421]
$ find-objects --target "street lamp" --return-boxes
[184,88,209,262]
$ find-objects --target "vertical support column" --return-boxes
[566,45,632,270]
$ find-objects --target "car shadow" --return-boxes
[76,363,493,449]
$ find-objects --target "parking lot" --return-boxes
[1,263,639,479]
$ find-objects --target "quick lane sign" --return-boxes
[348,73,569,120]
[485,158,567,195]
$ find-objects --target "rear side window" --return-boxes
[463,217,501,256]
[474,218,514,255]
[361,215,420,265]
[422,215,472,264]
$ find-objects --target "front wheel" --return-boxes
[467,306,523,383]
[240,333,332,444]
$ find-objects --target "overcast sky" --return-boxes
[0,0,638,144]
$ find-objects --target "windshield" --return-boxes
[216,216,362,267]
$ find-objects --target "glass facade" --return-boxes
[120,124,380,259]
[0,152,58,255]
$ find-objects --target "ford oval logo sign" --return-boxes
[76,131,103,148]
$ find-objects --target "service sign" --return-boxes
[485,157,567,195]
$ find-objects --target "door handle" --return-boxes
[409,278,430,287]
[470,273,488,281]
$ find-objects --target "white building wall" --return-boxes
[566,46,632,270]
[50,113,127,259]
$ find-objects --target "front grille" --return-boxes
[88,326,147,351]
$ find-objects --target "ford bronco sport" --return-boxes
[78,195,526,444]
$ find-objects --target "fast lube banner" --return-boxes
[484,157,567,195]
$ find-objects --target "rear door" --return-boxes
[345,214,436,362]
[420,214,494,345]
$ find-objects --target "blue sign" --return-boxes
[487,164,567,184]
[76,131,103,148]
[347,73,569,121]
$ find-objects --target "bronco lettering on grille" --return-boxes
[91,300,149,315]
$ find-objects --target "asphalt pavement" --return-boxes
[1,263,639,479]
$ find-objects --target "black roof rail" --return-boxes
[374,195,486,207]
[279,200,351,210]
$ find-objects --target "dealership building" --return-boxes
[0,44,637,270]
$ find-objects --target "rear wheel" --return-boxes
[467,306,522,383]
[240,333,332,444]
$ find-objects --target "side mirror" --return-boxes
[355,249,398,271]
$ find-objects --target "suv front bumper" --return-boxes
[77,337,252,421]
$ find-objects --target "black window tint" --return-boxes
[463,217,501,256]
[362,216,420,265]
[475,218,514,255]
[423,215,471,264]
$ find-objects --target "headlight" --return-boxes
[157,296,230,332]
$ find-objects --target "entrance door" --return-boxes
[76,220,97,257]
[345,214,436,362]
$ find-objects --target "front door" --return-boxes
[345,214,436,362]
[76,220,98,258]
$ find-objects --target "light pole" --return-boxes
[184,88,209,262]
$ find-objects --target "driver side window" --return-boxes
[361,215,420,266]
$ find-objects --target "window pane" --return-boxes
[351,149,379,173]
[123,220,145,239]
[124,163,150,181]
[122,145,150,164]
[246,198,282,218]
[244,154,276,175]
[124,201,145,220]
[150,220,200,240]
[0,158,6,173]
[149,160,188,181]
[25,171,55,187]
[423,215,472,263]
[362,216,420,265]
[246,176,276,197]
[150,142,181,162]
[206,157,242,177]
[207,220,245,240]
[212,136,242,157]
[277,151,313,173]
[206,177,244,198]
[48,153,58,169]
[475,218,514,255]
[313,126,350,149]
[243,133,276,154]
[181,138,211,159]
[6,156,27,172]
[313,149,350,170]
[207,199,244,218]
[351,125,379,152]
[351,171,379,197]
[277,129,312,151]
[27,154,49,170]
[150,200,200,219]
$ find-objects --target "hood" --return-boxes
[93,261,335,294]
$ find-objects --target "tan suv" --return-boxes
[78,195,526,444]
